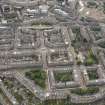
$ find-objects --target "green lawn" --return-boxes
[85,49,98,66]
[87,70,99,80]
[71,87,99,95]
[54,72,73,82]
[38,99,91,105]
[25,69,46,88]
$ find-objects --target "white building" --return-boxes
[39,5,49,13]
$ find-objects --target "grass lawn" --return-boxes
[85,49,98,66]
[54,71,73,82]
[71,87,99,95]
[25,69,46,88]
[39,99,90,105]
[87,70,99,80]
